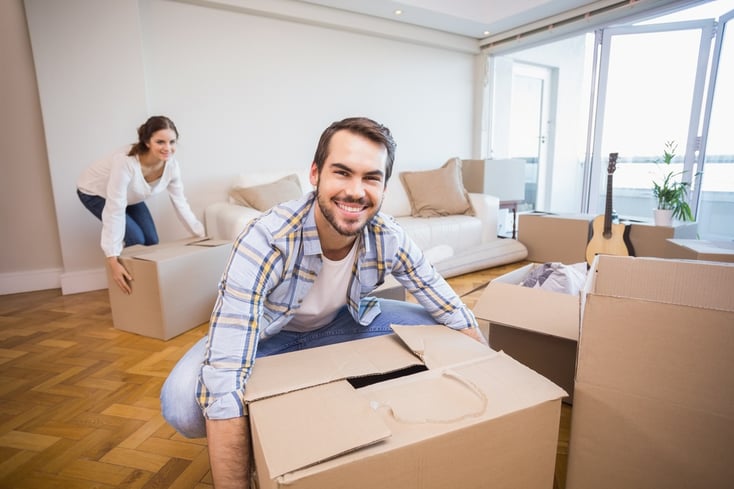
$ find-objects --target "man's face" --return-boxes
[311,130,387,238]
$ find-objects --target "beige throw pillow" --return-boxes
[228,173,303,211]
[399,158,475,217]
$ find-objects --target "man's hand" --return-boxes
[107,256,132,294]
[207,417,252,489]
[459,326,488,345]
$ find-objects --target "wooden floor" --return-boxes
[0,260,570,489]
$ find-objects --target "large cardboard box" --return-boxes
[472,263,583,403]
[518,212,594,263]
[625,221,698,258]
[566,255,734,489]
[246,325,567,489]
[667,238,734,263]
[107,238,231,340]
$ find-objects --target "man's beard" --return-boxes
[315,185,381,237]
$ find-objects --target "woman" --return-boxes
[77,115,205,294]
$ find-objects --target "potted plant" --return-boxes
[651,140,694,226]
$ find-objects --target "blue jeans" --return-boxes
[77,189,159,247]
[160,300,436,438]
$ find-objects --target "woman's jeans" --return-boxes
[160,300,437,438]
[77,190,159,247]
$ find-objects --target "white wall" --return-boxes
[0,0,63,294]
[14,0,479,295]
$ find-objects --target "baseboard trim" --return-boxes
[0,267,111,296]
[60,268,108,295]
[0,268,63,295]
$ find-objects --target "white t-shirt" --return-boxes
[284,241,359,332]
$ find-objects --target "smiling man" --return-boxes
[161,117,485,488]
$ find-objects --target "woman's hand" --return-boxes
[107,256,132,294]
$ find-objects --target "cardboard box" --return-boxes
[107,238,231,340]
[518,212,594,263]
[667,238,734,263]
[246,325,567,489]
[625,221,698,258]
[566,255,734,489]
[472,263,583,403]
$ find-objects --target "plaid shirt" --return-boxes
[198,192,477,420]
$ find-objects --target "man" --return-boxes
[161,117,486,488]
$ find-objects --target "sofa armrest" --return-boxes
[468,192,499,243]
[204,202,262,240]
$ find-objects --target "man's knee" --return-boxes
[160,337,208,438]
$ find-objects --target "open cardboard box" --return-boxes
[566,255,734,489]
[245,325,567,489]
[107,237,231,340]
[472,263,584,403]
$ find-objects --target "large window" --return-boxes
[486,0,734,241]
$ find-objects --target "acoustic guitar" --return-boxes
[585,152,633,266]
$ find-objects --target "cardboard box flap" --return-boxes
[187,238,231,247]
[249,380,391,479]
[121,238,228,262]
[390,324,494,369]
[124,246,201,262]
[245,334,422,402]
[362,351,568,431]
[473,264,581,341]
[468,351,569,408]
[591,255,734,311]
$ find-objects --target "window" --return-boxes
[486,0,734,241]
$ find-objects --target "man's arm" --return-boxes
[388,230,486,343]
[207,417,251,489]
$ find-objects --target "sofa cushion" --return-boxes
[399,158,475,217]
[381,180,412,217]
[229,173,303,211]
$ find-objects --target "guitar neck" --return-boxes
[603,170,613,236]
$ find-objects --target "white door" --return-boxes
[508,63,554,211]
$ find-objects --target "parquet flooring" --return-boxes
[0,259,570,489]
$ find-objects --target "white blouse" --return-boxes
[77,147,205,257]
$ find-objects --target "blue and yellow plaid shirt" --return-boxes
[198,192,477,419]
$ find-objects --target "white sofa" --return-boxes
[204,166,527,279]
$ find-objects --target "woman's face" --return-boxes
[146,128,177,162]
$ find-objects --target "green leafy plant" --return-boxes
[652,140,694,221]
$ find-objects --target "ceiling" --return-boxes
[294,0,612,39]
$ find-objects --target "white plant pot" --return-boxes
[653,208,674,227]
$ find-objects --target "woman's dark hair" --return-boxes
[128,116,179,156]
[313,117,397,183]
